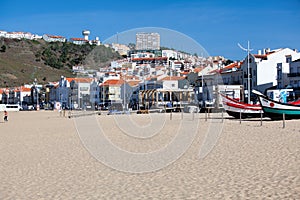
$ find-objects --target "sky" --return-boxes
[1,0,300,60]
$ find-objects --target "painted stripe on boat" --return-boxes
[263,107,300,115]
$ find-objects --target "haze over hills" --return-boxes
[0,38,121,87]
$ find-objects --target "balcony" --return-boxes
[287,73,300,77]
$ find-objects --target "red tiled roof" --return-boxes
[160,76,185,81]
[180,71,189,75]
[124,75,139,80]
[127,80,141,87]
[0,86,31,93]
[21,87,31,92]
[70,38,88,41]
[209,61,243,74]
[8,32,24,34]
[46,34,65,39]
[223,61,243,70]
[253,51,276,59]
[66,78,93,83]
[253,54,267,59]
[101,79,125,86]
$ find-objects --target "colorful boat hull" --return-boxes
[253,90,300,120]
[220,93,263,119]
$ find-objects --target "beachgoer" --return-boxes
[4,110,8,122]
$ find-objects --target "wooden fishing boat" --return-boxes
[252,90,300,120]
[220,93,263,119]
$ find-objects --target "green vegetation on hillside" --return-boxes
[0,38,121,87]
[39,42,94,69]
[38,41,121,69]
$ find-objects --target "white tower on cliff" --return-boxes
[82,30,90,40]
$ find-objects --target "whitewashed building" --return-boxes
[90,79,100,106]
[0,30,7,37]
[69,38,89,45]
[43,34,66,42]
[162,50,178,59]
[131,52,155,59]
[287,58,300,88]
[159,76,187,90]
[5,32,34,40]
[276,55,292,89]
[240,48,300,93]
[111,43,130,56]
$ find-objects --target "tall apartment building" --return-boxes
[136,32,160,50]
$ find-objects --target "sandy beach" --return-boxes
[0,111,299,199]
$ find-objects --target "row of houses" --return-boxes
[0,30,101,46]
[0,31,42,40]
[52,75,191,110]
[0,73,192,110]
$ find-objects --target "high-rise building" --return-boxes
[136,32,160,50]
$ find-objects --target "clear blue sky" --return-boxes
[1,0,299,60]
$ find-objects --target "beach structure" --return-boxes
[139,88,194,110]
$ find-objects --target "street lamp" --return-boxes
[123,73,126,111]
[34,78,39,110]
[238,41,253,103]
[6,88,9,104]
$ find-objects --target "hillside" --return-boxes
[0,38,121,87]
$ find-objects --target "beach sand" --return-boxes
[0,111,299,199]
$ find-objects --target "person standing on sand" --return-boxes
[4,110,8,122]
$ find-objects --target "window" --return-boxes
[80,87,89,91]
[171,84,175,88]
[290,67,295,74]
[294,81,298,87]
[277,69,282,80]
[286,56,292,63]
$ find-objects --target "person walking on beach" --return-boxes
[4,110,8,122]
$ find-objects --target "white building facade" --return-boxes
[288,58,300,88]
[240,48,300,93]
[136,32,160,50]
[43,34,66,42]
[162,50,178,59]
